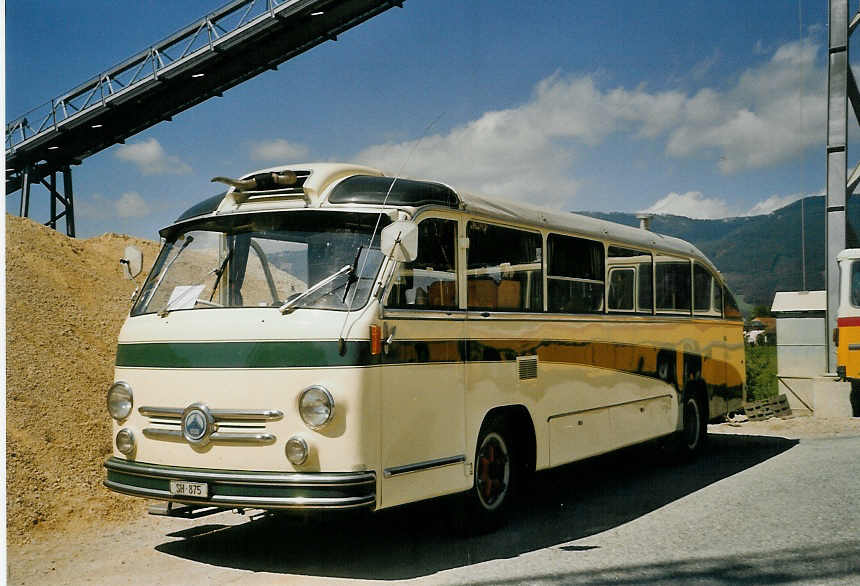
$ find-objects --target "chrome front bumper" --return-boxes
[104,457,376,510]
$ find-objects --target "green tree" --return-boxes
[745,344,777,402]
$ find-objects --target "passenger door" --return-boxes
[379,216,468,507]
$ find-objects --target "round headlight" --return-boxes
[298,385,334,429]
[116,428,136,455]
[107,382,133,420]
[285,436,309,465]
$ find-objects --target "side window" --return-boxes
[655,256,691,314]
[467,222,542,312]
[693,263,720,316]
[608,246,653,314]
[724,288,742,320]
[713,280,723,317]
[547,234,604,313]
[387,218,458,310]
[608,269,635,311]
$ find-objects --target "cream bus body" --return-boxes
[104,163,745,523]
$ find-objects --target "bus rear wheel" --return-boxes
[464,415,517,533]
[664,390,707,462]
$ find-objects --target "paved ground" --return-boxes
[8,426,860,585]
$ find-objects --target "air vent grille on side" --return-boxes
[517,355,538,380]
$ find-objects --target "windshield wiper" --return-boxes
[208,247,234,303]
[279,264,352,315]
[146,235,195,310]
[342,246,364,303]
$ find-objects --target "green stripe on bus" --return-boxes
[116,341,377,368]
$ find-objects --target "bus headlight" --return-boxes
[298,385,334,429]
[116,429,136,455]
[285,436,309,465]
[107,382,133,420]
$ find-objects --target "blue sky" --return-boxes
[4,0,843,239]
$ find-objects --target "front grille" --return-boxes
[140,406,282,445]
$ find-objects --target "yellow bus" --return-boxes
[836,249,860,414]
[104,163,745,529]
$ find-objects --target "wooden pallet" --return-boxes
[744,394,792,421]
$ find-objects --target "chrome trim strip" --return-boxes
[383,454,466,478]
[211,409,283,421]
[547,393,675,421]
[142,428,183,440]
[104,458,376,486]
[139,407,183,418]
[142,427,275,445]
[209,432,276,444]
[103,481,375,510]
[139,406,283,421]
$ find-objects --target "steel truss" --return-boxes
[5,0,404,228]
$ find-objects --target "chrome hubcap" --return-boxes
[476,432,510,511]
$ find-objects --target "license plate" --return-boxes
[169,480,208,498]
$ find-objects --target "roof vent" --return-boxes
[212,170,311,204]
[636,213,654,231]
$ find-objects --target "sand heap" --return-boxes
[6,214,161,544]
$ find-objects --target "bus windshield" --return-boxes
[131,210,388,316]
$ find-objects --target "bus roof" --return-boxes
[169,162,718,273]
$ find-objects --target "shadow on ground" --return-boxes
[156,434,809,581]
[470,540,860,585]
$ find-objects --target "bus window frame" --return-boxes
[851,260,860,308]
[545,232,605,315]
[654,256,694,317]
[693,262,723,318]
[382,211,467,318]
[465,219,544,313]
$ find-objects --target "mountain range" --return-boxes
[580,196,860,313]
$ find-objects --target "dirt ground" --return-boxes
[5,215,160,545]
[710,415,860,439]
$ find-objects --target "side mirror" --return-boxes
[380,220,419,263]
[121,245,143,280]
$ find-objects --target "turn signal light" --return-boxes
[370,324,382,355]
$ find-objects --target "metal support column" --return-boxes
[12,164,77,237]
[63,166,75,237]
[826,0,849,372]
[19,166,31,218]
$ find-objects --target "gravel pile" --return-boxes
[6,215,160,544]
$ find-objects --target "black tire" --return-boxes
[464,415,517,533]
[664,390,707,462]
[680,391,707,454]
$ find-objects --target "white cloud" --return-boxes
[249,138,309,162]
[115,191,150,218]
[115,138,191,175]
[666,40,823,174]
[643,191,737,219]
[643,189,816,220]
[353,39,824,208]
[76,191,151,219]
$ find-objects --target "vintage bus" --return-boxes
[104,162,745,528]
[836,249,860,406]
